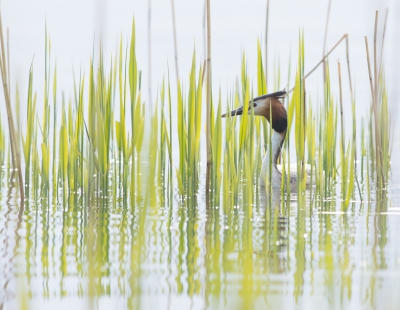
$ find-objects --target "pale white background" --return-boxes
[1,0,399,118]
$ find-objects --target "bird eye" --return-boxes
[253,103,257,107]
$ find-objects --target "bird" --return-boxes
[222,90,311,188]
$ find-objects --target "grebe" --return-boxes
[222,90,311,188]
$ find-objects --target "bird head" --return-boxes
[222,90,287,133]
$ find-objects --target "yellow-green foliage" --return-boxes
[158,79,172,188]
[128,21,146,203]
[59,125,68,184]
[378,75,390,182]
[293,34,307,196]
[256,40,269,152]
[0,21,388,212]
[210,92,222,205]
[306,104,316,195]
[176,52,203,196]
[321,62,338,199]
[22,67,37,192]
[41,142,49,189]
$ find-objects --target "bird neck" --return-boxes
[267,130,286,166]
[260,130,286,187]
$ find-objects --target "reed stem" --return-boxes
[206,0,212,190]
[378,9,388,80]
[338,62,344,152]
[148,0,152,111]
[364,35,385,187]
[265,0,270,89]
[322,0,332,84]
[0,12,24,204]
[171,0,179,81]
[289,34,347,94]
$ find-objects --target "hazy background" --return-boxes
[1,0,399,121]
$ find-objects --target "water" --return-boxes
[0,145,399,309]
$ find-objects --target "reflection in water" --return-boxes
[0,169,400,309]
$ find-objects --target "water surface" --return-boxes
[1,145,399,309]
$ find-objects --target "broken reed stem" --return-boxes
[171,0,179,81]
[0,12,24,204]
[265,0,270,89]
[289,34,347,94]
[201,59,207,84]
[364,36,385,187]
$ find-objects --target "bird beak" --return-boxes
[221,106,244,118]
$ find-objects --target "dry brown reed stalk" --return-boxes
[364,35,385,186]
[373,11,378,109]
[0,12,24,204]
[377,9,394,154]
[171,0,180,81]
[373,10,386,188]
[202,1,206,57]
[265,0,270,88]
[378,9,388,80]
[6,28,10,96]
[344,32,364,201]
[288,34,347,94]
[303,77,306,128]
[205,0,212,191]
[302,77,306,179]
[322,0,332,84]
[338,62,344,151]
[148,0,153,110]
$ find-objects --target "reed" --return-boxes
[306,103,316,206]
[0,12,24,202]
[209,91,222,206]
[363,10,391,199]
[294,34,307,199]
[206,0,212,194]
[176,52,203,197]
[256,40,269,152]
[147,0,152,111]
[22,66,37,197]
[170,0,179,81]
[337,61,355,211]
[265,0,270,88]
[0,118,5,189]
[0,23,388,211]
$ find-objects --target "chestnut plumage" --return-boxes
[222,90,287,133]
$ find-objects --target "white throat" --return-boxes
[259,130,286,187]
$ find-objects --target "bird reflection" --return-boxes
[253,188,290,274]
